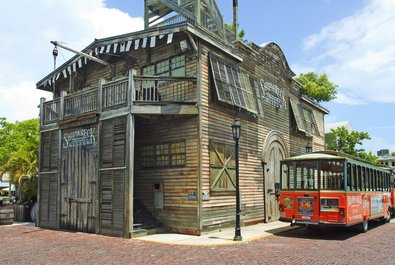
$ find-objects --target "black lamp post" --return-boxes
[305,142,312,153]
[231,119,242,241]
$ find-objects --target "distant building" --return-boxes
[377,149,395,169]
[325,121,353,149]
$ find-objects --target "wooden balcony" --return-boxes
[40,73,197,125]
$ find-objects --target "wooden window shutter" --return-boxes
[99,170,125,237]
[39,173,58,229]
[41,131,59,172]
[113,117,126,167]
[101,116,126,168]
[289,99,306,133]
[309,110,320,136]
[209,54,257,113]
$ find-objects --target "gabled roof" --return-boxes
[258,42,295,77]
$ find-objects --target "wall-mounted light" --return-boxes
[180,40,188,52]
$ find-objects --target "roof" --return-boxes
[281,150,389,171]
[36,22,243,92]
[300,95,330,114]
[282,152,342,162]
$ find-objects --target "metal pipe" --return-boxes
[233,0,238,40]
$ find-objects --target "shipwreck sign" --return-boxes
[259,79,286,109]
[62,127,96,149]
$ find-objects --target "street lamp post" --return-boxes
[231,119,242,241]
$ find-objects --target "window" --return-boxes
[141,145,155,168]
[142,54,186,77]
[171,55,186,77]
[290,99,320,136]
[320,160,344,190]
[209,55,257,113]
[209,141,236,191]
[240,72,257,112]
[141,141,186,168]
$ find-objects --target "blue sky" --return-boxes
[0,0,394,154]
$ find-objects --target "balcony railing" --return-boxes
[134,76,196,102]
[41,73,197,125]
[64,89,99,117]
[43,99,60,124]
[102,77,129,110]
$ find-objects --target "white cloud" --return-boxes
[0,0,143,122]
[0,81,50,122]
[300,0,395,104]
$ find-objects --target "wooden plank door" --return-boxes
[60,146,97,233]
[264,137,286,222]
[266,142,284,221]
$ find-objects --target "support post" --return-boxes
[128,69,136,106]
[195,0,201,26]
[144,0,149,29]
[60,91,66,120]
[39,97,46,127]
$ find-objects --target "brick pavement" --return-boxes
[1,221,395,264]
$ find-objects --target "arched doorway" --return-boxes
[262,131,288,222]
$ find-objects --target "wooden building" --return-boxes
[36,0,329,237]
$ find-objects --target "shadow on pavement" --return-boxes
[273,220,386,241]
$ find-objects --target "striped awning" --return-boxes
[39,32,174,89]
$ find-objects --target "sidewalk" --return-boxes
[135,221,298,246]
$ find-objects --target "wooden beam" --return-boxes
[51,41,111,67]
[187,33,198,52]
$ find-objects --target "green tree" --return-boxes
[391,152,395,156]
[327,126,378,163]
[296,72,338,102]
[224,23,247,43]
[0,118,39,201]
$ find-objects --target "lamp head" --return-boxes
[231,119,241,140]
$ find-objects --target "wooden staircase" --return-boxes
[132,198,163,237]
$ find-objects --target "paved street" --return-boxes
[1,221,394,265]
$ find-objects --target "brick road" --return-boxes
[1,221,394,264]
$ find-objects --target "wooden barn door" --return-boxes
[60,146,97,232]
[263,132,287,222]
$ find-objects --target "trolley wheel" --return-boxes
[360,220,368,233]
[386,210,391,223]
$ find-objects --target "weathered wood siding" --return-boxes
[134,115,199,234]
[198,40,326,229]
[38,24,327,236]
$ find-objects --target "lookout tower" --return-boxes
[144,0,236,42]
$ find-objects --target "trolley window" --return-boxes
[320,160,344,191]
